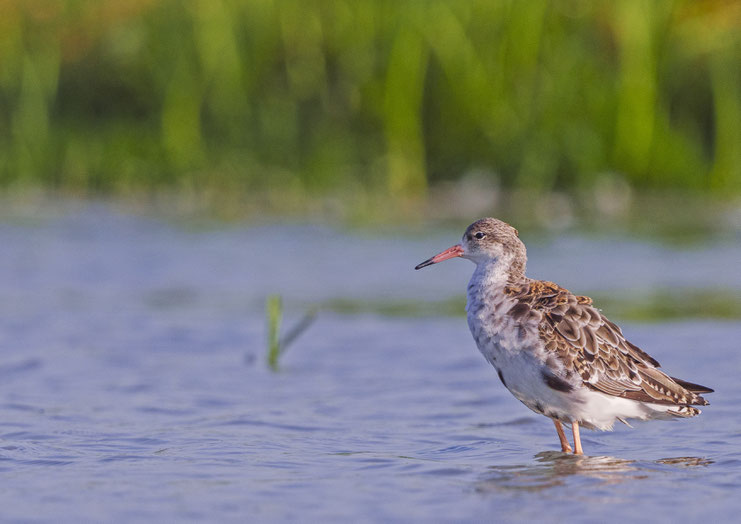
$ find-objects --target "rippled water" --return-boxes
[1,205,739,522]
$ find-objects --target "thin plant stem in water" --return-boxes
[266,295,283,370]
[266,294,317,371]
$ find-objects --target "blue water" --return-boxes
[1,205,739,522]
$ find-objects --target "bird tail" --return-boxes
[666,405,702,418]
[669,376,714,406]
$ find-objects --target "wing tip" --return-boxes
[670,376,714,395]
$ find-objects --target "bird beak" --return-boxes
[415,244,464,270]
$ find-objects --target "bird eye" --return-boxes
[474,232,485,239]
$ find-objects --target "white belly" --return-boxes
[467,306,679,431]
[485,346,576,421]
[485,346,679,430]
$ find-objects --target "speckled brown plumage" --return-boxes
[415,217,714,454]
[503,279,711,411]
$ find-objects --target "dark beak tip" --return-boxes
[415,244,464,271]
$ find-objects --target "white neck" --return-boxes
[468,257,513,291]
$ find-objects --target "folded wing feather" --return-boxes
[504,280,711,407]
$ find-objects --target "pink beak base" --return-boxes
[415,244,464,270]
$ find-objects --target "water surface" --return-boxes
[0,206,739,522]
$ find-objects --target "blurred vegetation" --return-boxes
[322,288,741,321]
[1,0,740,214]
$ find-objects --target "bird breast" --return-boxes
[465,284,543,364]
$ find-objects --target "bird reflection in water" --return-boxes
[475,452,713,493]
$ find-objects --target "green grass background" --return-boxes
[1,0,740,213]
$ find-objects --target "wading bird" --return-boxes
[415,218,712,454]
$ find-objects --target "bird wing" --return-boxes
[504,280,711,407]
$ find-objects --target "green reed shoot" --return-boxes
[266,295,283,371]
[266,294,317,371]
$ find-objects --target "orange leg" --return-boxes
[553,419,572,453]
[572,420,583,455]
